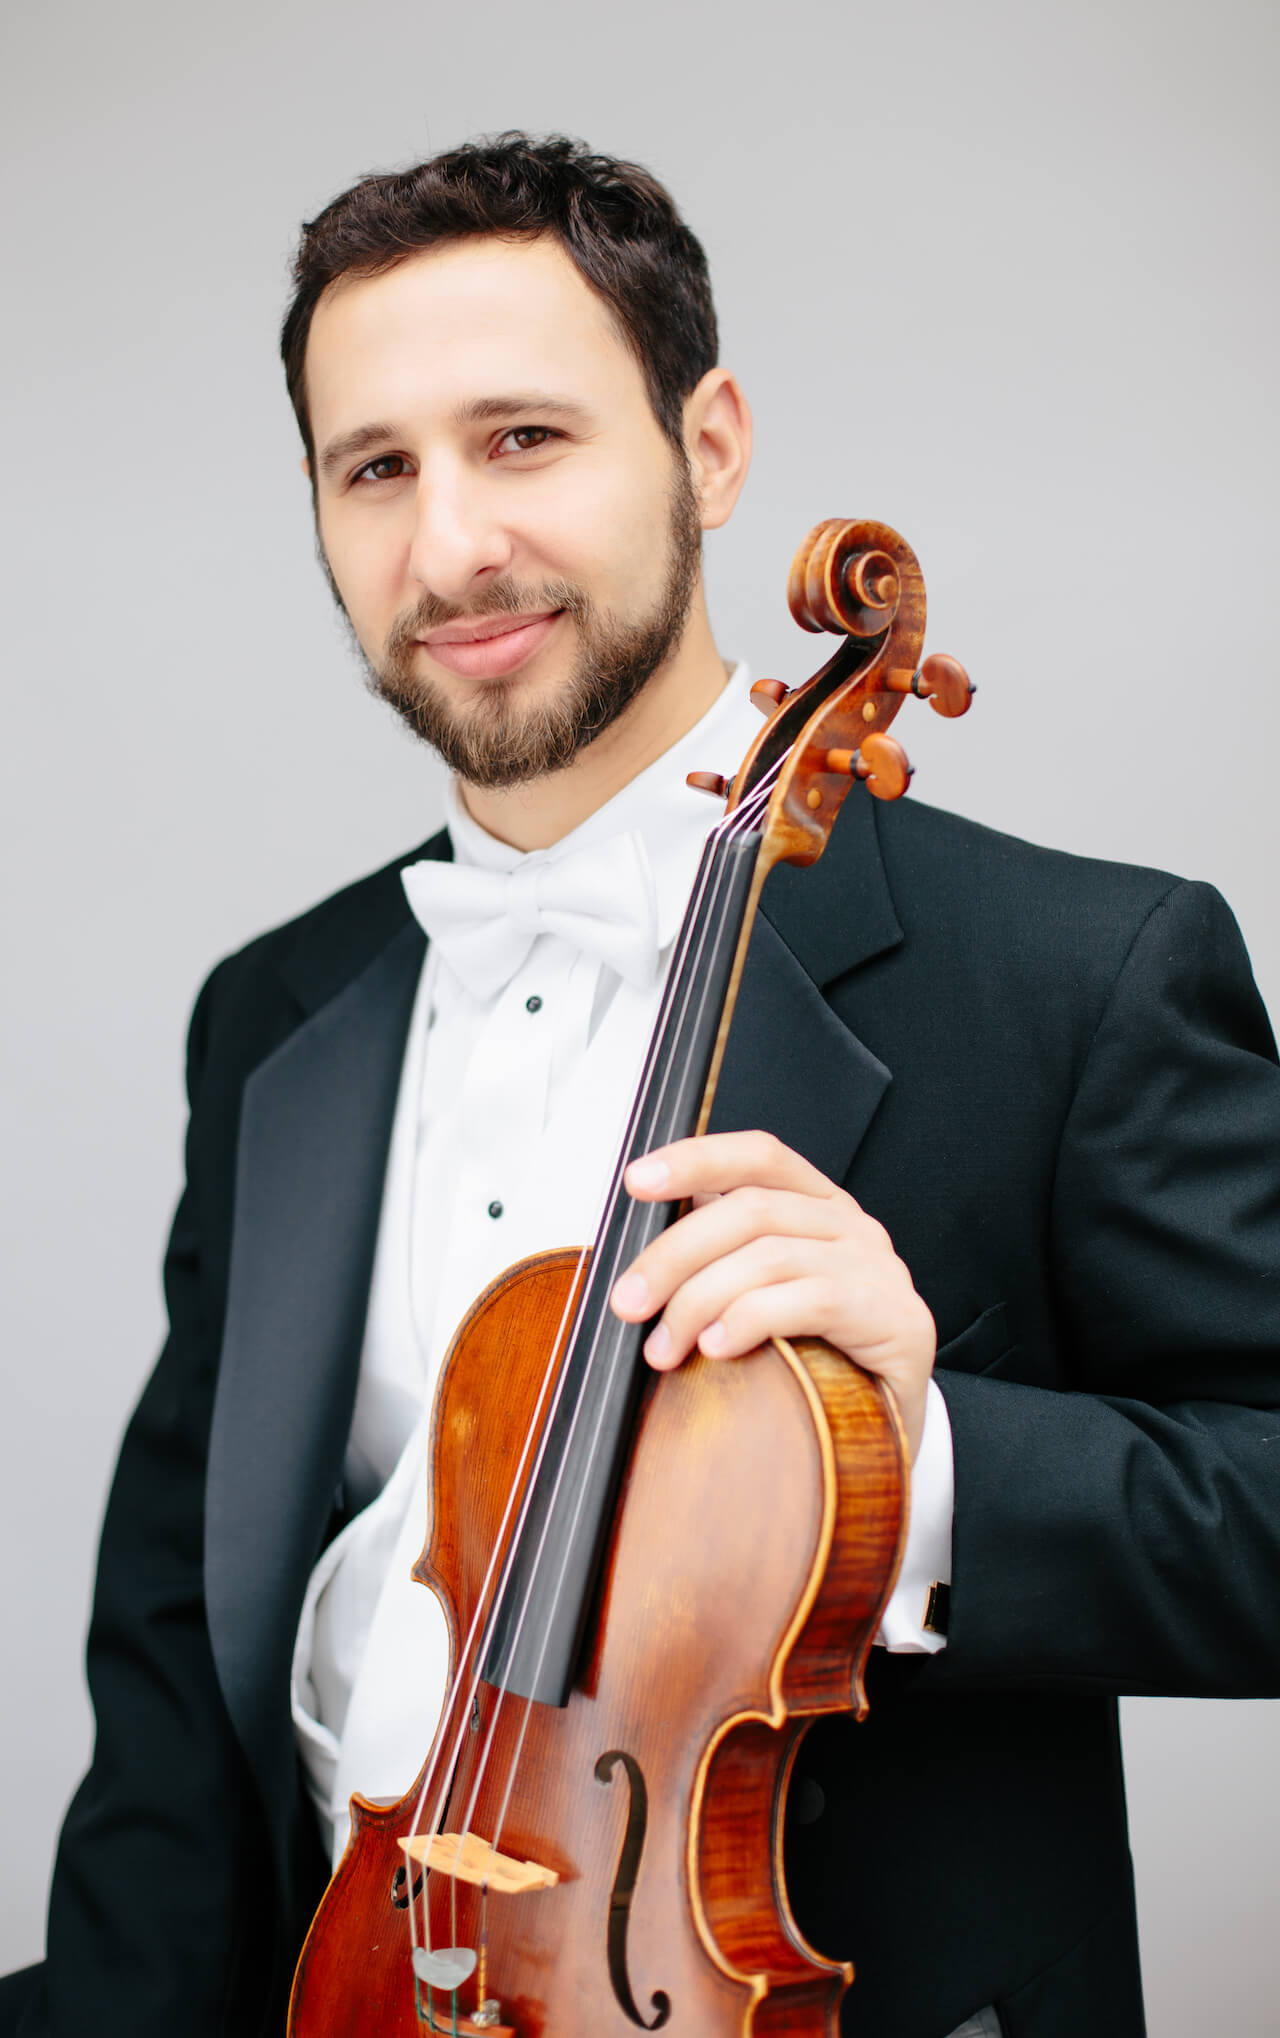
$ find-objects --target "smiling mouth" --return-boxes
[416,609,565,680]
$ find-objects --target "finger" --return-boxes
[691,1273,917,1370]
[611,1186,855,1326]
[625,1130,851,1208]
[637,1237,837,1370]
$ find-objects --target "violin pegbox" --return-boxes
[787,521,973,718]
[703,518,975,868]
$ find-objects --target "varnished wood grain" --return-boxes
[289,1254,905,2037]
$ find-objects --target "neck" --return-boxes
[457,589,730,851]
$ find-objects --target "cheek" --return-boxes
[325,506,411,619]
[528,461,673,612]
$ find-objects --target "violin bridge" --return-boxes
[399,1830,560,1895]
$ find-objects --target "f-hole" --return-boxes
[594,1750,672,2029]
[390,1864,423,1911]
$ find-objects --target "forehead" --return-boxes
[304,234,643,442]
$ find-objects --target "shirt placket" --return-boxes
[423,938,591,1366]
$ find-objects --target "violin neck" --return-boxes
[481,820,765,1707]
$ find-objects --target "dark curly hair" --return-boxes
[281,132,718,472]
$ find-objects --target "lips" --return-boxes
[418,611,563,680]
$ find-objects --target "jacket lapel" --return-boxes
[205,911,426,1834]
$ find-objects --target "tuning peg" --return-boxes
[918,654,974,717]
[859,733,913,799]
[826,734,913,801]
[687,771,731,800]
[750,677,790,715]
[885,654,975,718]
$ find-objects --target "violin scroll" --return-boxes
[788,519,901,637]
[716,517,975,869]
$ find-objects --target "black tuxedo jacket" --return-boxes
[9,787,1280,2038]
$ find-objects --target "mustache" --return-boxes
[386,577,590,657]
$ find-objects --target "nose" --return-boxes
[407,464,513,602]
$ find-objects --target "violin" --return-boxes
[288,518,974,2036]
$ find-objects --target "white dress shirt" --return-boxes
[289,663,953,1870]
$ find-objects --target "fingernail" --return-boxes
[611,1272,649,1316]
[699,1321,728,1356]
[627,1156,670,1193]
[644,1322,673,1366]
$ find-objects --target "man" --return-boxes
[5,134,1279,2038]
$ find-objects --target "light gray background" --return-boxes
[2,0,1276,2027]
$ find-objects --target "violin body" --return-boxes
[289,1245,907,2037]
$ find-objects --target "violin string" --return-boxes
[415,762,784,1950]
[440,763,784,1890]
[403,755,786,1957]
[402,787,757,1759]
[401,1219,592,1969]
[458,764,785,1880]
[405,777,765,1850]
[397,778,759,1932]
[400,1215,590,1971]
[399,781,765,1959]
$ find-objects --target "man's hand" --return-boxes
[610,1130,936,1462]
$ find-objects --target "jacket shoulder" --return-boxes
[872,795,1187,977]
[868,796,1278,1074]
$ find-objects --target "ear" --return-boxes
[683,369,752,530]
[301,455,312,482]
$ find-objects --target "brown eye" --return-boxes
[355,454,408,483]
[496,426,555,455]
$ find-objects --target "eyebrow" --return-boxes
[318,393,596,481]
[318,422,403,481]
[455,392,595,428]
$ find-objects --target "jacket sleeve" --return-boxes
[13,966,287,2037]
[935,879,1280,1695]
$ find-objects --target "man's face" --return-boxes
[304,235,703,786]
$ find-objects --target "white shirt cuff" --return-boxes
[874,1377,954,1654]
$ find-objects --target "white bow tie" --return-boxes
[401,830,661,1002]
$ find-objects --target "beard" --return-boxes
[324,457,703,789]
